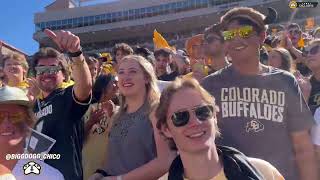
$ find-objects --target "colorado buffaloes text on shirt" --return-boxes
[220,87,285,122]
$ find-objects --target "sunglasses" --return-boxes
[205,35,222,44]
[302,45,320,57]
[288,29,301,35]
[35,65,62,76]
[223,26,254,41]
[0,112,27,125]
[171,105,214,127]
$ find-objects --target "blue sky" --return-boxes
[0,0,117,56]
[0,0,54,55]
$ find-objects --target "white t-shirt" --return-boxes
[157,80,171,92]
[312,107,320,146]
[12,159,64,180]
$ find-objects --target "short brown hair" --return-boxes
[220,7,266,33]
[1,52,29,70]
[112,43,134,57]
[32,47,70,80]
[155,78,220,150]
[204,23,224,42]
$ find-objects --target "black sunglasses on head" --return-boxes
[171,104,214,127]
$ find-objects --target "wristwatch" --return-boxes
[68,47,83,57]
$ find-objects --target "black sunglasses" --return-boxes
[289,29,301,35]
[302,45,320,57]
[171,105,214,127]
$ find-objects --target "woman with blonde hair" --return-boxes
[89,55,175,180]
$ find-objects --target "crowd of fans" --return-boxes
[1,5,320,180]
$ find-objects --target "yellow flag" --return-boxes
[153,29,171,50]
[297,37,304,48]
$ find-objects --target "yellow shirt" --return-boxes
[184,169,227,180]
[82,103,109,180]
[8,81,29,89]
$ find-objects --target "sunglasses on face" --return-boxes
[302,45,320,57]
[0,112,27,125]
[223,26,254,41]
[35,65,62,76]
[288,29,301,35]
[171,104,214,127]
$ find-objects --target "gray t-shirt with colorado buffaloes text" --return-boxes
[201,65,314,180]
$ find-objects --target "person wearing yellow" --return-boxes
[82,74,118,180]
[184,34,209,82]
[156,78,284,180]
[0,52,29,90]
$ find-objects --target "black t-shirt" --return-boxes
[158,71,179,81]
[33,86,90,180]
[308,76,320,115]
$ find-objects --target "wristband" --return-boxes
[95,169,108,177]
[68,47,83,57]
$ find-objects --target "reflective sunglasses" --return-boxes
[222,26,254,41]
[302,45,320,57]
[0,112,27,124]
[35,65,62,76]
[171,105,214,127]
[288,29,301,35]
[205,35,222,44]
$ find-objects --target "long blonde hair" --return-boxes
[107,55,160,131]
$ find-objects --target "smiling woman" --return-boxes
[88,55,175,180]
[0,86,64,180]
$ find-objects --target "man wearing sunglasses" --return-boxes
[0,86,64,179]
[203,23,230,74]
[31,29,92,180]
[201,7,318,180]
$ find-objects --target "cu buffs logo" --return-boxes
[289,1,297,9]
[246,119,264,133]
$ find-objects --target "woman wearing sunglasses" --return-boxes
[305,39,320,114]
[156,78,283,180]
[88,55,175,180]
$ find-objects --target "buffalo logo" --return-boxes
[246,119,264,133]
[23,161,41,175]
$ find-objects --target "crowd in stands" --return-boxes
[2,5,320,180]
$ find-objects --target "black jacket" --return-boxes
[168,146,265,180]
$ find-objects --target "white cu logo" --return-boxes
[23,161,41,175]
[246,119,264,133]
